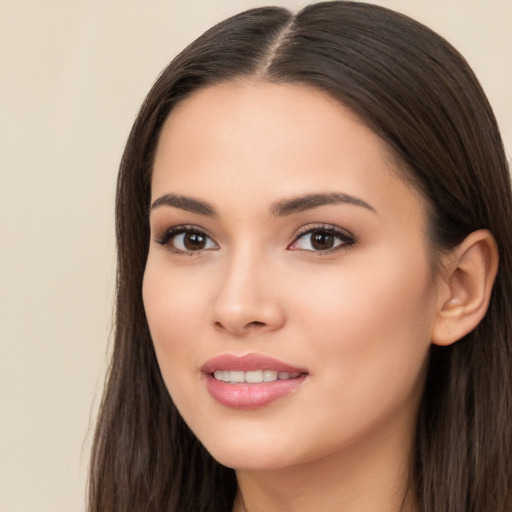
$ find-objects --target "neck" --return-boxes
[232,415,418,512]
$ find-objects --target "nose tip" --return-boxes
[212,302,285,336]
[210,267,286,337]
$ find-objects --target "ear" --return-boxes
[432,229,499,346]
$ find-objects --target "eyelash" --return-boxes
[289,224,356,254]
[154,223,356,255]
[154,225,217,255]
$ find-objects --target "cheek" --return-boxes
[295,245,435,336]
[288,251,436,393]
[279,262,435,452]
[143,254,210,327]
[142,261,206,383]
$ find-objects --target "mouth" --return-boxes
[202,353,308,409]
[212,369,302,384]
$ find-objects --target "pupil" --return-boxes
[184,233,206,250]
[312,232,334,250]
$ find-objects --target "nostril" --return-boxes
[247,321,265,328]
[213,320,266,334]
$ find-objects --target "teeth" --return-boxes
[230,370,245,383]
[245,370,263,383]
[263,370,278,382]
[213,369,301,384]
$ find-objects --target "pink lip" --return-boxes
[201,353,306,374]
[202,353,308,409]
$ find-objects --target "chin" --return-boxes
[196,429,300,471]
[210,446,293,471]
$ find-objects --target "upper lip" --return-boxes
[201,353,307,374]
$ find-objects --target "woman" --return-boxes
[88,2,512,511]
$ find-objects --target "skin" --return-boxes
[143,81,445,512]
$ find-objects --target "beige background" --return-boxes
[0,1,510,511]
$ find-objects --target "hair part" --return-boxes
[89,3,512,511]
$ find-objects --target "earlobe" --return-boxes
[432,229,499,347]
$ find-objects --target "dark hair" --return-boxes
[88,2,512,511]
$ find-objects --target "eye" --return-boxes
[289,225,355,253]
[154,226,219,253]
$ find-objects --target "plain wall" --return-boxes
[0,1,510,511]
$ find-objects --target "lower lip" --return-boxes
[205,374,307,409]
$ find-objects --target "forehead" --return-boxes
[151,81,425,223]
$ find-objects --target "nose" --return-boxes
[210,250,286,337]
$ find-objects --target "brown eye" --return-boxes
[174,230,218,252]
[289,226,355,253]
[155,226,219,253]
[183,232,207,250]
[310,231,335,250]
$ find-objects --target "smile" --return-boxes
[202,354,309,408]
[213,369,302,384]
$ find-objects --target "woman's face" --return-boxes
[143,82,440,470]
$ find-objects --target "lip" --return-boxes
[202,353,308,409]
[201,353,307,374]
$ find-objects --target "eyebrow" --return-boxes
[270,192,376,217]
[150,193,217,216]
[150,191,376,217]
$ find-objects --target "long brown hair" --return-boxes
[88,3,512,511]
